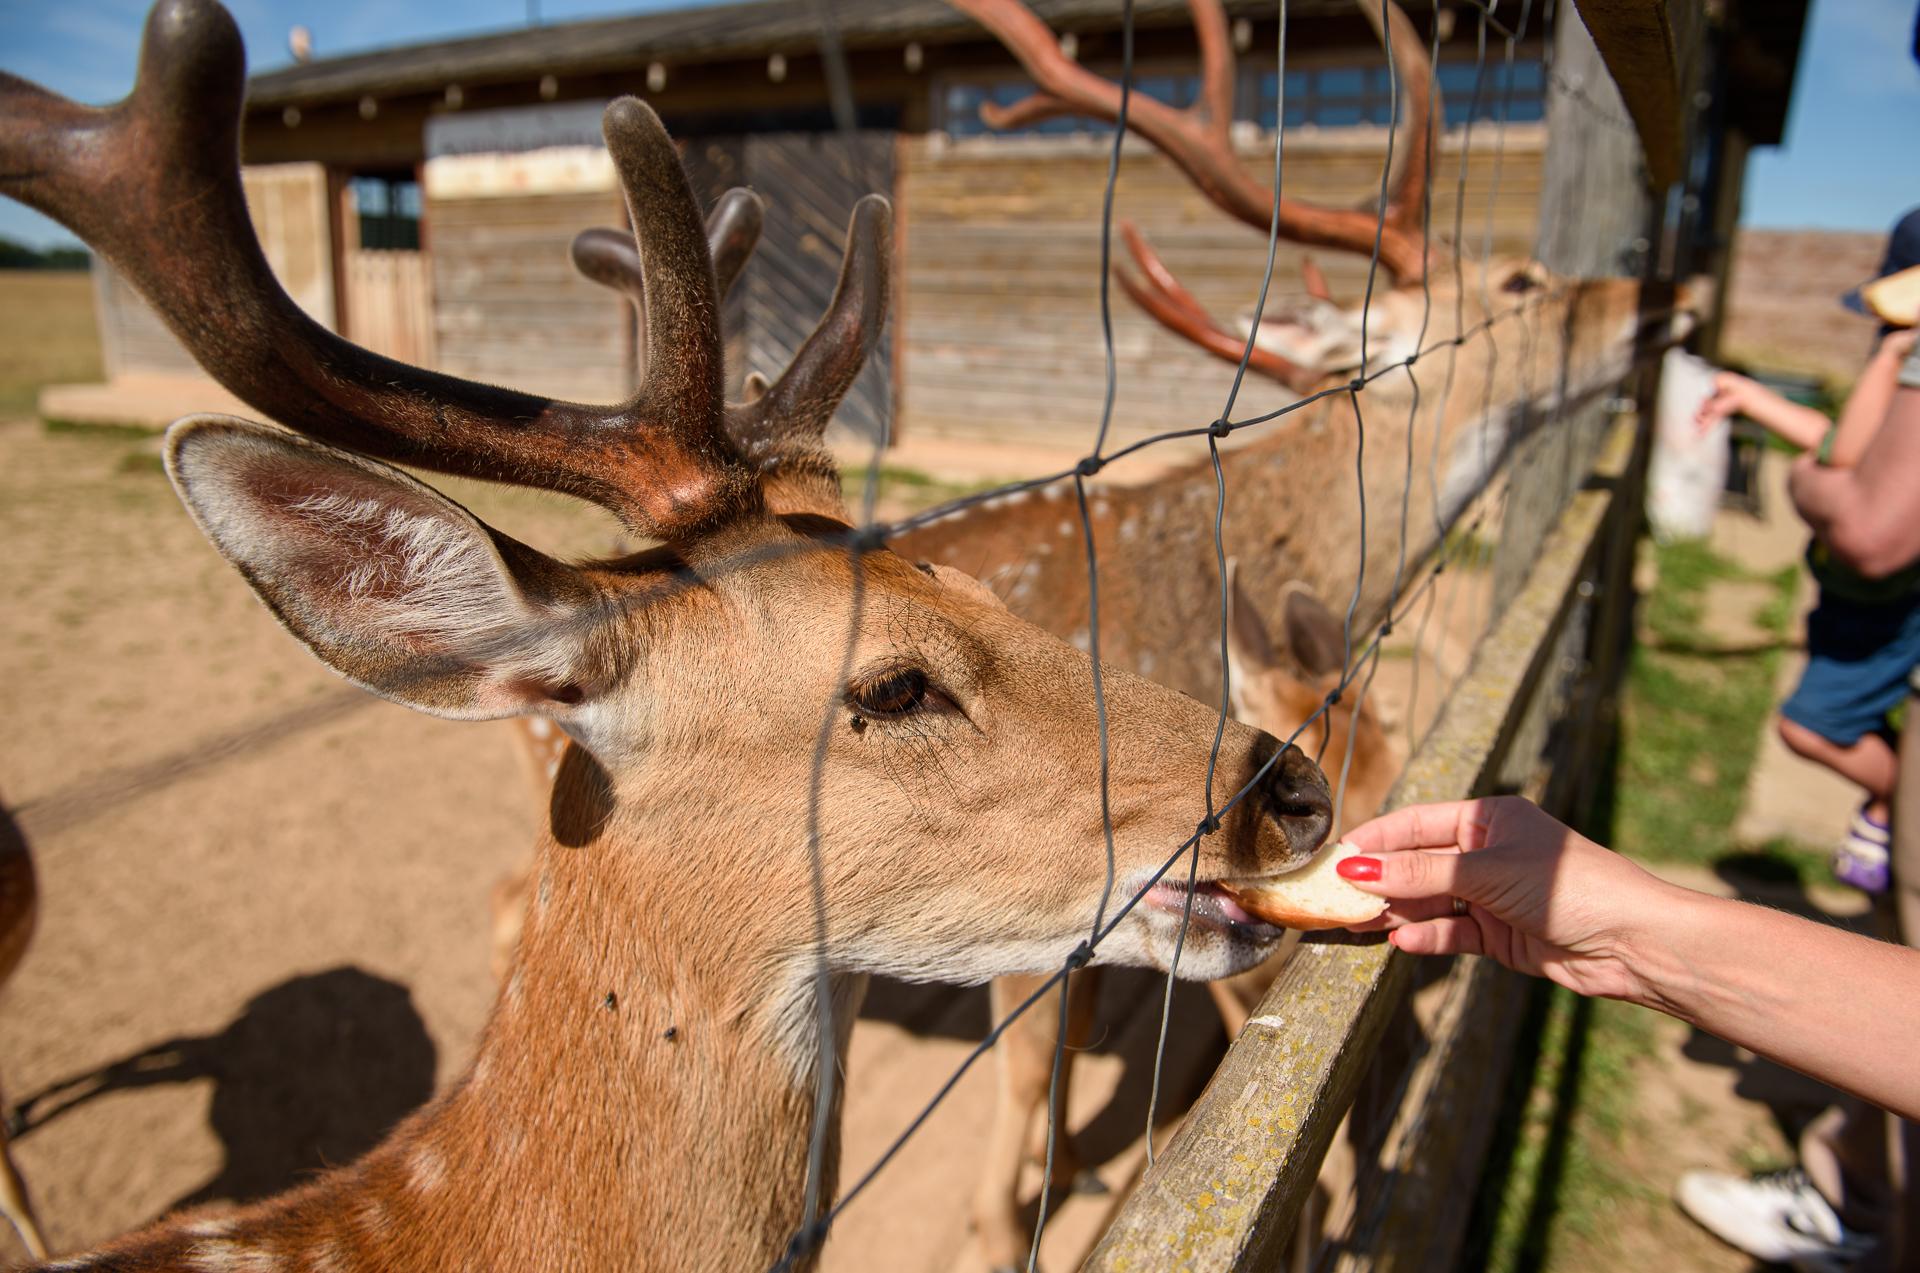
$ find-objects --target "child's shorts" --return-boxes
[1781,589,1920,747]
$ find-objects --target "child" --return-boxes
[1696,324,1920,891]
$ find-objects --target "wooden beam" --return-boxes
[1567,0,1693,189]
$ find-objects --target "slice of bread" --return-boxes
[1220,840,1388,930]
[1863,264,1920,328]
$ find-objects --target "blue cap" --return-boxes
[1842,206,1920,316]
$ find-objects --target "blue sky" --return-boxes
[1,0,1915,248]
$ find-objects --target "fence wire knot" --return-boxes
[780,1218,831,1269]
[1064,941,1094,972]
[850,524,887,553]
[1197,811,1222,837]
[1076,454,1106,477]
[1207,417,1231,439]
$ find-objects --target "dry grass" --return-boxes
[0,270,103,419]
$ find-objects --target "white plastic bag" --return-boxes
[1646,347,1728,542]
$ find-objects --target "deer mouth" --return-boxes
[1141,878,1285,940]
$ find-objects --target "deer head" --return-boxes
[1,2,1335,1264]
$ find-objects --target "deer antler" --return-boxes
[1115,224,1320,394]
[0,0,803,542]
[950,0,1436,282]
[954,0,1440,389]
[571,186,767,305]
[567,191,892,505]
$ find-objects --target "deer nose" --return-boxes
[1259,744,1333,857]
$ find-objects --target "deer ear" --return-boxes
[1280,582,1348,678]
[1225,559,1282,676]
[164,416,609,722]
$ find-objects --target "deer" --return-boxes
[0,796,49,1261]
[874,1,1686,1263]
[0,1,1342,1268]
[479,222,1411,1269]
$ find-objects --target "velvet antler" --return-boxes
[569,191,892,507]
[0,0,763,541]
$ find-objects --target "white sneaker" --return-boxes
[1674,1167,1875,1267]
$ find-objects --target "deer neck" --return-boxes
[104,804,855,1271]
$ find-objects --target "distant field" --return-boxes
[0,270,102,419]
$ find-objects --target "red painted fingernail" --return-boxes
[1337,855,1381,882]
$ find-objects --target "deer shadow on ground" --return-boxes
[859,966,1228,1171]
[8,966,436,1215]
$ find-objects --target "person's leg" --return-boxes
[1873,680,1920,1272]
[1892,677,1920,946]
[1779,591,1920,891]
[1778,716,1898,818]
[1802,1103,1895,1234]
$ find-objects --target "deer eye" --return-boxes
[1502,269,1539,294]
[847,666,947,719]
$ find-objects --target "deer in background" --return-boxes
[895,0,1679,1262]
[0,797,48,1261]
[0,2,1341,1268]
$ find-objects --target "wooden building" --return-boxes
[71,0,1804,450]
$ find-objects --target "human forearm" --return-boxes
[1825,336,1911,466]
[1625,890,1920,1119]
[1699,374,1829,449]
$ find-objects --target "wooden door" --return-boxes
[684,132,896,447]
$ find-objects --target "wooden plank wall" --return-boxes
[426,187,633,405]
[896,127,1547,448]
[95,163,335,378]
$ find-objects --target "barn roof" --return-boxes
[246,0,1328,110]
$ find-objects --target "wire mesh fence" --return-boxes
[769,0,1694,1267]
[0,0,1708,1263]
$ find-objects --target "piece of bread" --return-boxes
[1863,264,1920,328]
[1220,840,1388,930]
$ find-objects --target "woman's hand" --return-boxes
[1335,797,1680,1003]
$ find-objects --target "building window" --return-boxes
[941,72,1206,138]
[349,175,423,251]
[1435,56,1546,126]
[1243,57,1544,130]
[939,53,1545,138]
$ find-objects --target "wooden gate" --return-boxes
[342,250,434,366]
[682,131,896,447]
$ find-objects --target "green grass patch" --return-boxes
[1481,989,1664,1271]
[43,417,162,441]
[115,450,167,476]
[1615,540,1797,868]
[840,465,1008,516]
[0,271,102,418]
